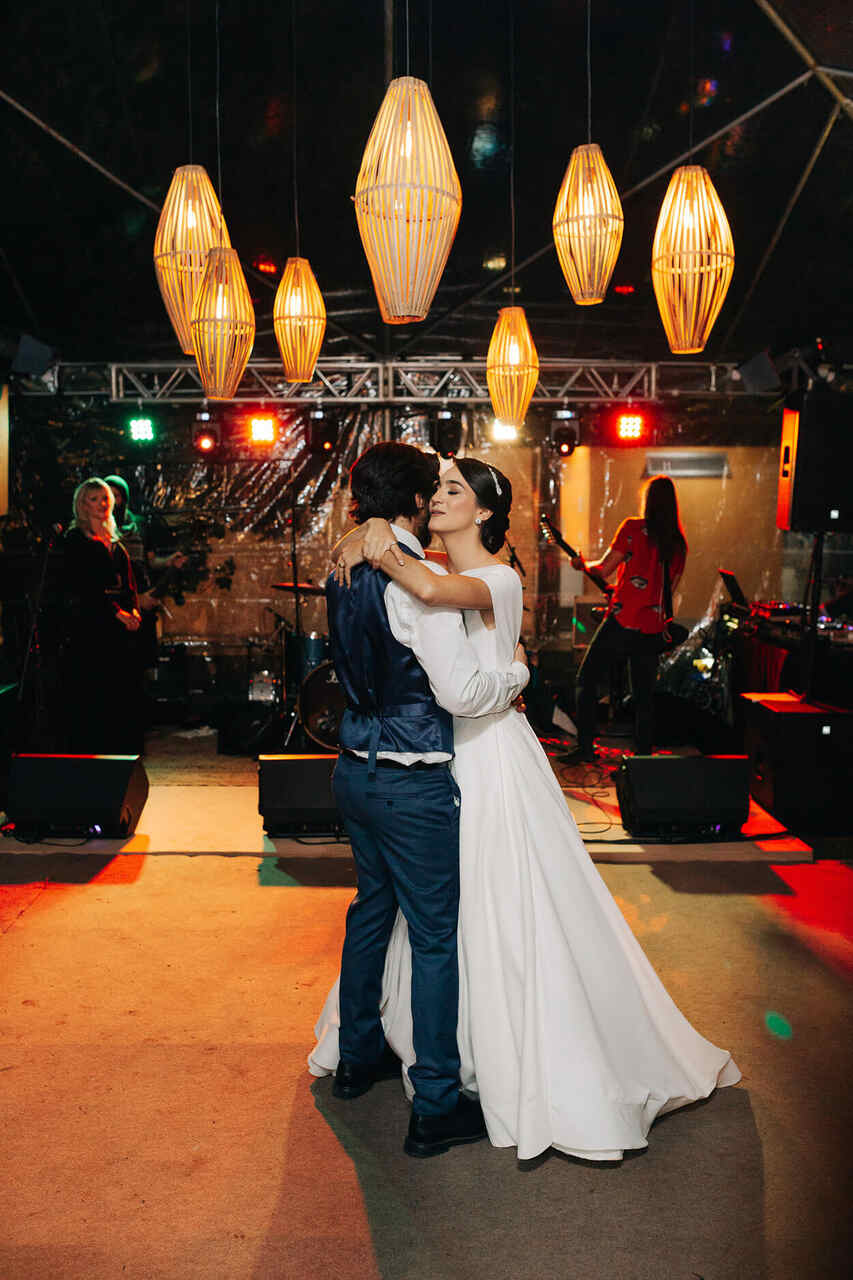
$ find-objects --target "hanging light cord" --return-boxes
[428,0,433,85]
[186,0,193,163]
[688,0,695,152]
[509,0,516,293]
[586,0,592,145]
[215,0,223,202]
[406,0,411,77]
[291,0,301,256]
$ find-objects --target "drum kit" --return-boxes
[269,580,347,752]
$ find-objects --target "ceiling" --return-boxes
[2,0,852,371]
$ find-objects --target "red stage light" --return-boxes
[253,257,278,275]
[617,412,645,440]
[613,284,635,295]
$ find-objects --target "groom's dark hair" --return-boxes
[348,442,440,524]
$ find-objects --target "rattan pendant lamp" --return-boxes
[552,1,623,305]
[353,5,461,326]
[273,0,326,380]
[189,1,255,398]
[154,165,231,353]
[652,164,734,354]
[486,0,539,428]
[651,2,733,353]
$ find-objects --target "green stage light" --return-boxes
[128,417,155,442]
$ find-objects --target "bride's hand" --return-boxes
[362,518,405,569]
[334,538,366,589]
[514,641,528,667]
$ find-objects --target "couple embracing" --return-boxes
[309,442,739,1161]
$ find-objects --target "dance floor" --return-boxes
[1,732,850,1278]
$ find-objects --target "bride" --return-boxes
[310,457,740,1162]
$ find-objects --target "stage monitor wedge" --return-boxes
[615,754,750,841]
[258,753,343,836]
[6,753,149,838]
[777,387,853,533]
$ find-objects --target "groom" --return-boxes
[326,442,528,1157]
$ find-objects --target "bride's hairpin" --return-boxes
[487,466,503,496]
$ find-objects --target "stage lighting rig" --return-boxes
[192,412,220,454]
[598,404,652,446]
[307,409,337,454]
[127,416,155,443]
[249,415,277,444]
[550,408,578,457]
[429,409,463,457]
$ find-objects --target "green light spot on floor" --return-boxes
[764,1011,793,1040]
[258,857,300,886]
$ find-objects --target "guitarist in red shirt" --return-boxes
[561,476,687,765]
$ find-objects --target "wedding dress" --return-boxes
[310,564,740,1160]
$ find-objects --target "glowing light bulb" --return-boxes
[287,289,303,317]
[186,202,197,229]
[508,340,520,366]
[215,285,227,320]
[402,121,413,158]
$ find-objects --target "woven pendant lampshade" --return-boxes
[154,165,231,354]
[354,76,462,324]
[552,143,623,305]
[486,307,539,428]
[273,257,327,382]
[190,247,255,400]
[651,165,734,354]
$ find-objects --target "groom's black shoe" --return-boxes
[333,1045,402,1100]
[557,745,599,766]
[404,1094,487,1158]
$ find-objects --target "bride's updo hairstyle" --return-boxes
[454,458,512,553]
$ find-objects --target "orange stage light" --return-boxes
[250,416,276,443]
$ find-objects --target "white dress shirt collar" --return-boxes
[389,523,425,559]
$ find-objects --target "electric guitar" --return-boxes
[539,513,614,598]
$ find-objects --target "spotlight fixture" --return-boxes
[491,419,518,443]
[550,409,578,456]
[307,411,337,454]
[192,419,220,453]
[249,416,277,443]
[616,412,645,441]
[128,417,155,443]
[429,409,463,458]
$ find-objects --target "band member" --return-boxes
[563,475,687,764]
[62,478,142,753]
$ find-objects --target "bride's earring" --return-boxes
[475,516,483,526]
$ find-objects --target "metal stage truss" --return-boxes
[14,359,774,407]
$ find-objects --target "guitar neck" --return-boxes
[541,516,612,596]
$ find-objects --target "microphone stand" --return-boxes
[16,523,62,749]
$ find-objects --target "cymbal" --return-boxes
[271,581,326,596]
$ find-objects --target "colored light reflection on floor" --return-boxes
[764,861,853,979]
[764,1011,793,1040]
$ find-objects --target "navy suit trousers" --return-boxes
[333,751,462,1117]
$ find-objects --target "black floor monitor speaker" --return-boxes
[615,754,750,841]
[777,387,853,533]
[6,753,149,837]
[258,753,343,836]
[743,694,853,834]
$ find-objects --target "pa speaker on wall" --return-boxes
[258,754,342,836]
[615,754,750,841]
[777,387,853,533]
[5,754,149,838]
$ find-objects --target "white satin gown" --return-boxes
[309,564,740,1160]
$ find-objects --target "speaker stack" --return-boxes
[258,753,343,837]
[742,693,852,834]
[777,386,853,534]
[5,753,149,838]
[615,754,750,841]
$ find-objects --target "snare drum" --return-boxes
[298,660,348,751]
